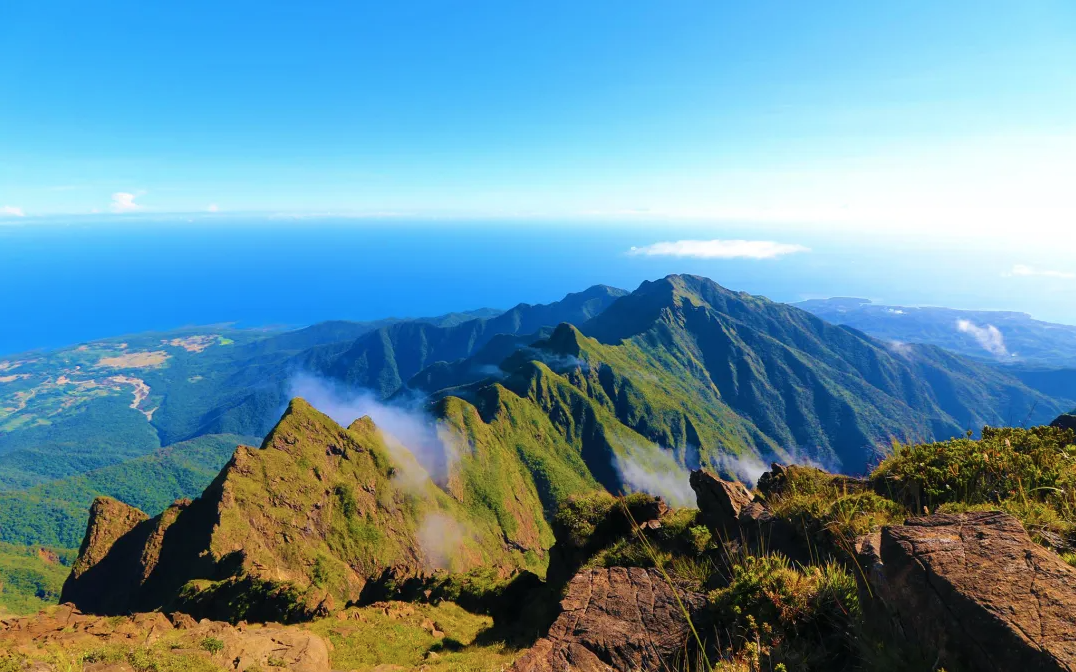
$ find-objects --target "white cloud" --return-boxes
[628,239,809,260]
[956,319,1008,357]
[206,204,219,213]
[1,206,25,217]
[110,192,141,213]
[1005,264,1075,280]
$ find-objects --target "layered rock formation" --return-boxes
[867,511,1076,671]
[512,567,705,672]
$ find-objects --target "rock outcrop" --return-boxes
[62,497,153,614]
[61,398,543,622]
[512,567,705,672]
[868,511,1076,672]
[69,497,148,580]
[0,604,331,672]
[1052,413,1076,432]
[689,469,752,534]
[689,468,809,563]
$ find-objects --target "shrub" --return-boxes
[707,554,860,671]
[199,637,225,654]
[873,426,1076,551]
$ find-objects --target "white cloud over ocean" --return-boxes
[628,239,809,260]
[111,192,141,213]
[1005,264,1075,280]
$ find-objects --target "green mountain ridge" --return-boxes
[59,398,598,620]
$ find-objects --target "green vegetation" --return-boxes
[539,423,1076,671]
[0,434,254,547]
[874,424,1076,555]
[0,644,224,672]
[199,637,224,654]
[708,554,861,671]
[0,542,76,615]
[306,601,516,672]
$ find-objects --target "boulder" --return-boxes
[512,567,705,672]
[689,469,752,534]
[869,511,1076,672]
[689,469,809,562]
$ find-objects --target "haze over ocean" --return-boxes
[3,218,1073,356]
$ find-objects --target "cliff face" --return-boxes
[60,398,554,621]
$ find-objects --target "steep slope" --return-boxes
[575,275,1067,471]
[61,398,596,620]
[406,275,1067,479]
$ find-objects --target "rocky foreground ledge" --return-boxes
[0,604,329,671]
[6,462,1076,671]
[693,467,1076,672]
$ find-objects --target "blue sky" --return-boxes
[2,2,1076,350]
[1,1,1073,235]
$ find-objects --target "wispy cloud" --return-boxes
[628,239,809,260]
[1,206,25,217]
[956,319,1008,357]
[1004,264,1075,280]
[206,204,219,213]
[110,192,141,213]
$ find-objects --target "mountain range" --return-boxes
[2,275,1072,576]
[797,296,1076,366]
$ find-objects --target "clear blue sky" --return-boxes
[2,1,1074,234]
[2,0,1076,339]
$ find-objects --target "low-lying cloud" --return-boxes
[1005,264,1076,280]
[714,453,769,486]
[886,340,914,358]
[613,442,697,508]
[1,206,25,217]
[628,239,809,260]
[521,347,589,373]
[287,372,459,486]
[956,319,1008,357]
[417,511,469,572]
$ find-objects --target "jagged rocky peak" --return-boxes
[60,397,542,622]
[69,496,148,579]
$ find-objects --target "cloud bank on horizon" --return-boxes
[1006,264,1076,280]
[628,239,809,260]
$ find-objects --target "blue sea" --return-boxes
[2,218,1073,356]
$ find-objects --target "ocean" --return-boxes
[1,218,1072,356]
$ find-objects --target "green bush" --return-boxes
[199,637,225,654]
[873,425,1076,550]
[708,554,860,671]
